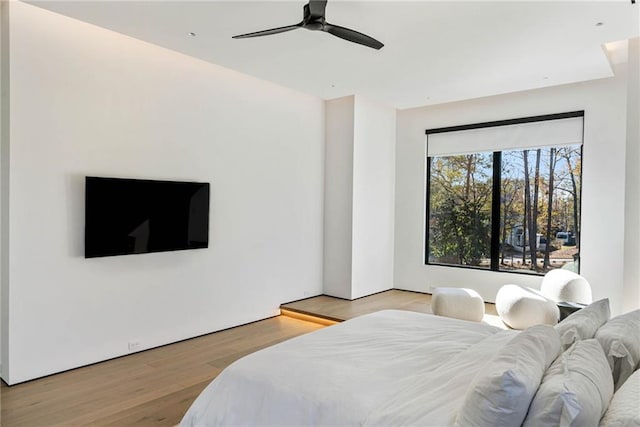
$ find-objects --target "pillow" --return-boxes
[555,299,610,349]
[523,339,614,427]
[595,309,640,391]
[455,325,562,427]
[599,369,640,426]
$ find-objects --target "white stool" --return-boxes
[431,287,485,322]
[496,284,560,330]
[540,269,592,304]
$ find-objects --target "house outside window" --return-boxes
[425,112,584,276]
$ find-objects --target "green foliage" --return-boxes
[429,154,492,266]
[430,197,491,265]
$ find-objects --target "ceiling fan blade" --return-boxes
[323,23,384,50]
[307,0,327,19]
[232,23,302,39]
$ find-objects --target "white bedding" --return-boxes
[181,310,517,426]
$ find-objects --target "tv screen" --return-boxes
[85,177,210,258]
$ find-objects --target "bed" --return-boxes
[181,310,516,426]
[181,305,640,426]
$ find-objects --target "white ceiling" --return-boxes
[28,1,640,109]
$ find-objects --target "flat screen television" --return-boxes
[85,176,210,258]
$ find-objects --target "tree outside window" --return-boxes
[427,144,582,275]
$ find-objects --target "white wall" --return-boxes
[395,64,632,314]
[2,2,325,384]
[624,37,640,313]
[351,97,396,299]
[0,0,8,373]
[323,97,354,299]
[323,96,395,300]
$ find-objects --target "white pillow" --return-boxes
[523,339,614,427]
[455,325,562,427]
[555,299,610,349]
[600,369,640,427]
[595,309,640,391]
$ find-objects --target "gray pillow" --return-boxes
[599,368,640,426]
[455,325,561,427]
[555,299,610,349]
[595,309,640,391]
[523,339,614,427]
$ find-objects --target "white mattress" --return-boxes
[181,310,517,426]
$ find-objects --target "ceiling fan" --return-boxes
[232,0,384,50]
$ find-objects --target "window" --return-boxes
[428,153,494,269]
[425,112,583,275]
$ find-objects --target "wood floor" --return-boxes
[0,289,504,427]
[281,289,505,328]
[0,316,323,427]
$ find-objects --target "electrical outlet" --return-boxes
[303,291,311,297]
[128,341,141,352]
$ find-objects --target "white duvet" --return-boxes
[181,310,517,426]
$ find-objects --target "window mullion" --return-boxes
[490,152,502,271]
[424,156,432,265]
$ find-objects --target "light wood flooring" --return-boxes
[281,289,505,328]
[0,316,323,427]
[0,289,504,427]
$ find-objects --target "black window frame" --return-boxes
[424,110,585,276]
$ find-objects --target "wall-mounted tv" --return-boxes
[85,177,210,258]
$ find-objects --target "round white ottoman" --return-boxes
[540,269,592,304]
[431,287,485,322]
[496,284,560,330]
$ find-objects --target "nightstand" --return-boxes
[557,301,588,321]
